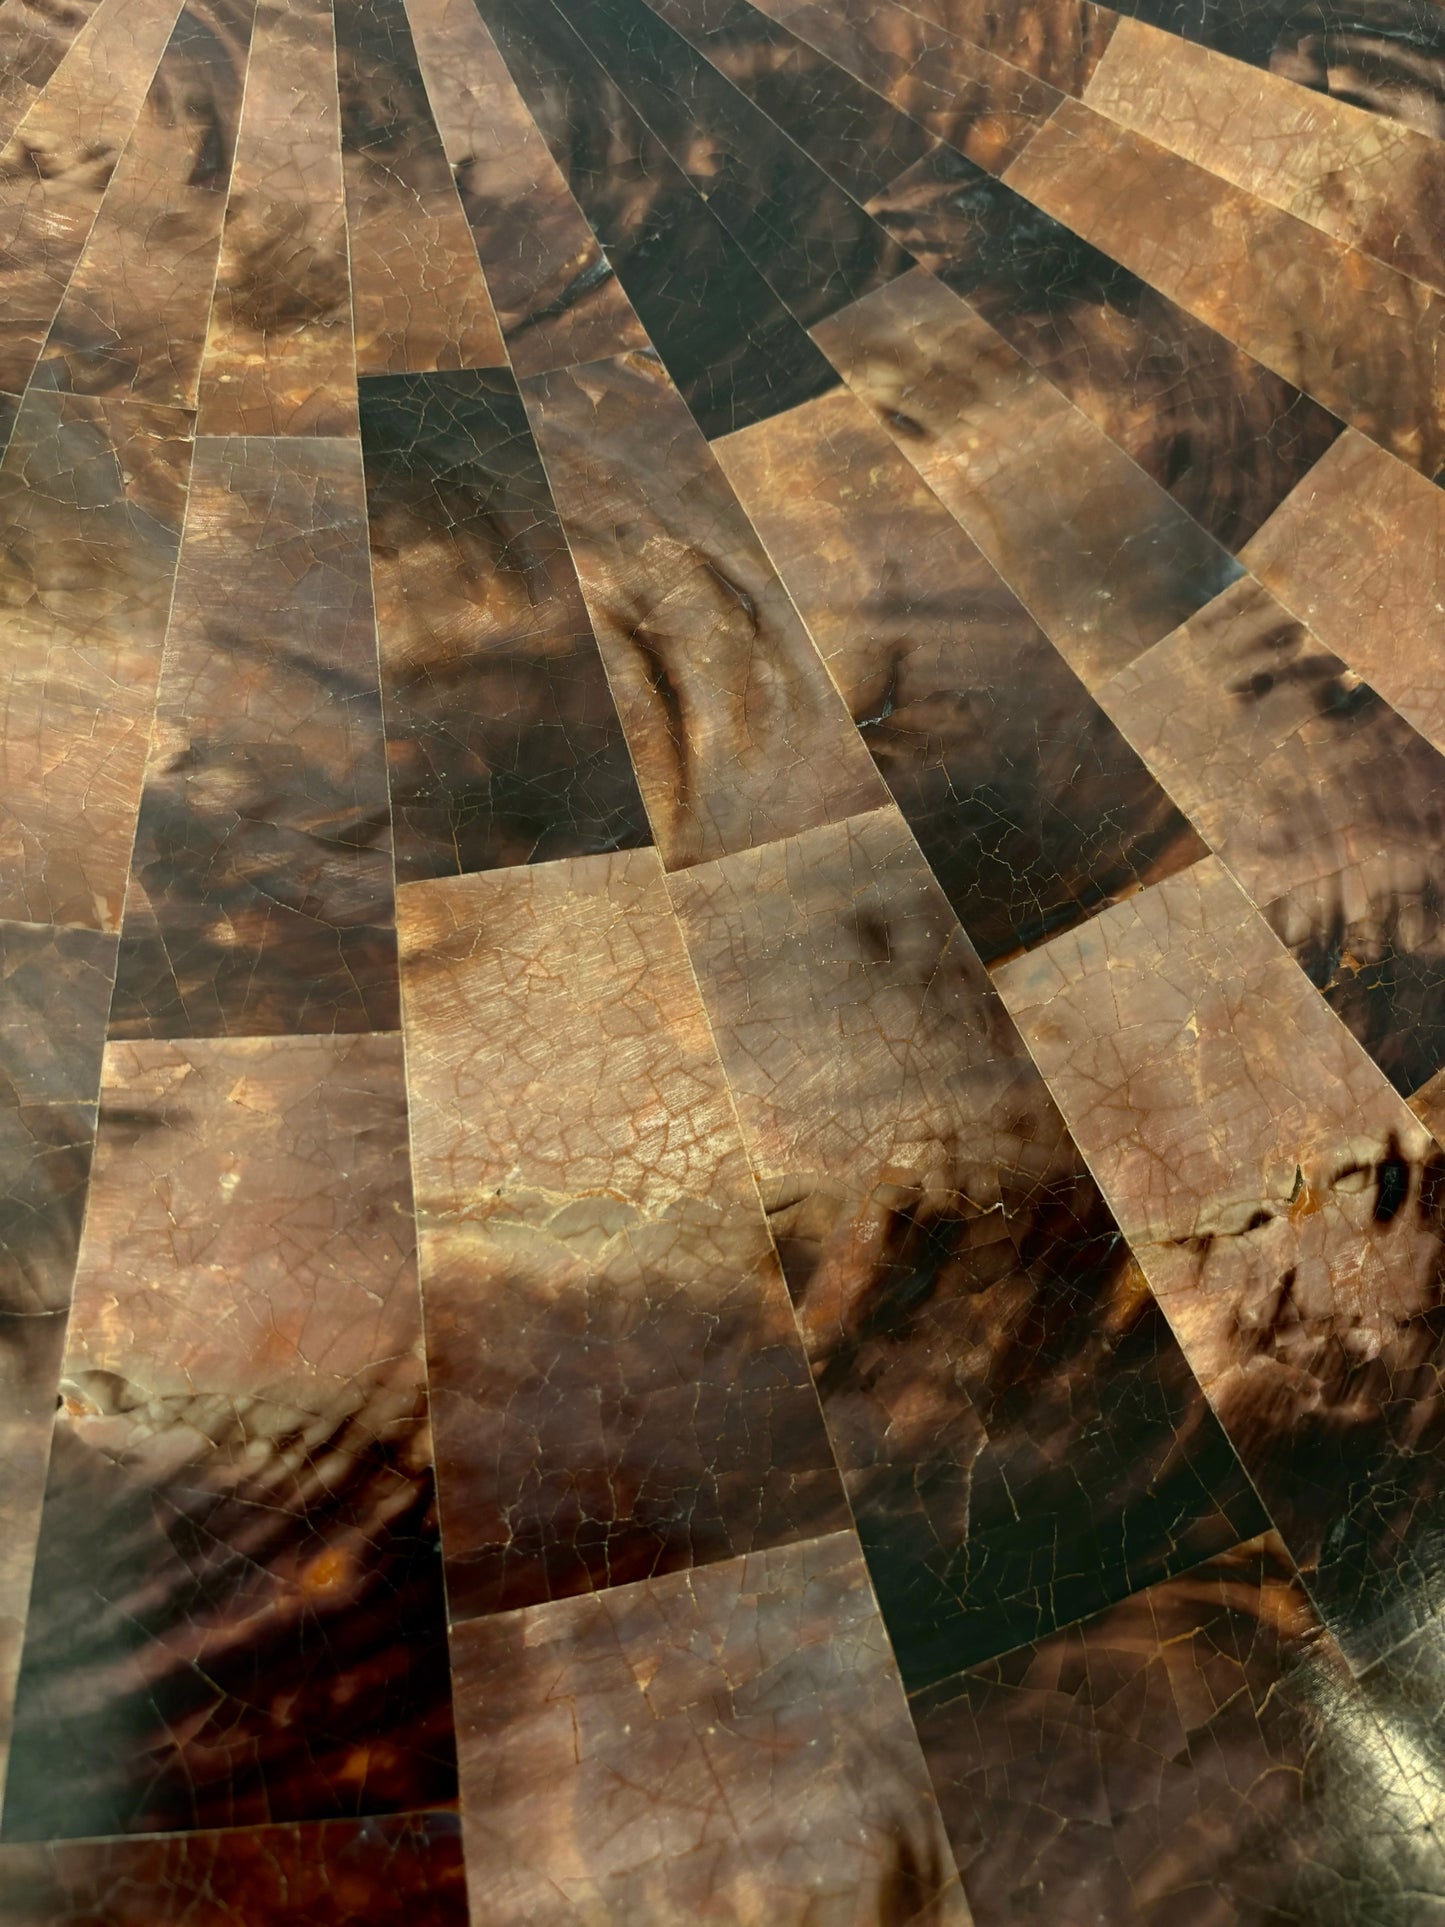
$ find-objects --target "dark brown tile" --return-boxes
[0,390,193,929]
[335,0,505,375]
[452,1533,970,1923]
[398,849,848,1621]
[109,435,398,1038]
[553,0,914,332]
[0,0,185,395]
[812,268,1242,687]
[903,0,1118,95]
[670,807,1265,1685]
[0,1813,470,1924]
[1,1033,456,1840]
[1005,96,1445,478]
[476,0,843,439]
[717,387,1206,961]
[650,0,939,205]
[404,0,649,377]
[195,0,357,437]
[915,1533,1444,1925]
[1101,574,1445,1096]
[866,146,1343,552]
[520,352,886,867]
[33,0,256,406]
[755,0,1062,175]
[359,368,650,880]
[996,858,1445,1665]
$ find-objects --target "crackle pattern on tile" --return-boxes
[648,0,939,205]
[5,0,1445,1908]
[0,0,186,397]
[1084,17,1445,298]
[402,0,649,376]
[519,351,886,867]
[451,1533,971,1924]
[751,0,1063,174]
[996,857,1445,1666]
[477,0,843,438]
[1005,97,1445,478]
[1100,573,1445,1098]
[0,391,192,930]
[671,807,1265,1688]
[915,1531,1445,1926]
[1105,0,1445,141]
[108,434,398,1038]
[0,1032,456,1841]
[714,385,1207,961]
[1242,430,1445,760]
[32,0,257,407]
[0,0,107,144]
[894,0,1118,95]
[0,1815,470,1926]
[359,367,649,880]
[398,849,847,1621]
[196,0,357,437]
[865,149,1344,552]
[813,267,1243,686]
[334,0,504,376]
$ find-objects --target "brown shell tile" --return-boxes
[519,350,887,867]
[0,1813,470,1924]
[670,807,1264,1684]
[915,1532,1444,1925]
[451,1532,970,1924]
[1085,17,1445,297]
[398,847,847,1620]
[0,0,186,396]
[195,0,358,437]
[1,1032,455,1840]
[1100,573,1445,1095]
[996,858,1445,1663]
[812,267,1241,686]
[335,0,505,375]
[716,386,1206,960]
[1005,96,1445,477]
[404,0,650,376]
[32,0,257,407]
[0,391,193,930]
[1242,429,1445,759]
[108,434,398,1037]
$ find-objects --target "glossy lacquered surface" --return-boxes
[1,0,1444,1918]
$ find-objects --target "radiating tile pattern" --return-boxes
[3,0,1445,1916]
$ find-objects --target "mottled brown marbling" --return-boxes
[997,858,1445,1664]
[813,268,1241,686]
[452,1532,970,1924]
[2,1032,455,1840]
[1006,96,1445,477]
[1101,574,1445,1095]
[405,0,648,376]
[0,391,192,929]
[520,351,886,867]
[109,434,398,1037]
[716,386,1206,961]
[195,0,357,436]
[398,847,846,1620]
[916,1533,1444,1925]
[670,807,1264,1684]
